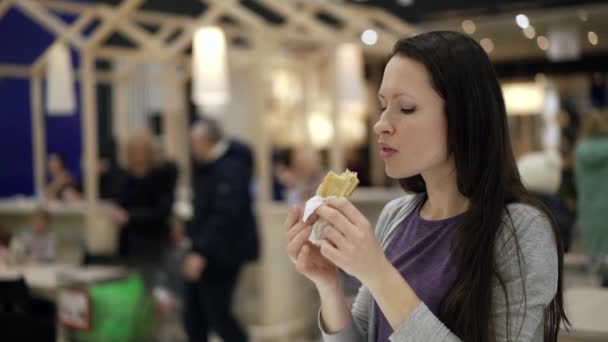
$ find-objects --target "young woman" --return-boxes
[285,31,568,342]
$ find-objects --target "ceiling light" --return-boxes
[462,19,476,35]
[480,38,494,53]
[537,35,549,50]
[523,26,536,39]
[588,31,598,46]
[516,14,529,29]
[397,0,415,6]
[361,29,378,46]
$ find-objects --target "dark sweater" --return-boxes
[190,140,260,266]
[116,162,178,260]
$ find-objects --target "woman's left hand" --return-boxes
[315,198,387,283]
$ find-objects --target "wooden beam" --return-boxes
[0,0,15,21]
[369,8,417,37]
[96,46,169,62]
[0,63,113,83]
[203,0,266,31]
[38,0,192,28]
[81,51,99,238]
[14,0,86,48]
[86,0,144,50]
[316,0,397,51]
[256,0,338,40]
[0,64,31,78]
[30,72,46,199]
[32,10,96,74]
[96,7,164,50]
[156,23,179,42]
[118,20,163,49]
[327,46,345,173]
[164,6,222,57]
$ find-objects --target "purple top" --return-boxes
[375,202,465,342]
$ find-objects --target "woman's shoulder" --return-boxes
[376,193,424,231]
[504,202,546,222]
[496,202,557,271]
[383,193,423,216]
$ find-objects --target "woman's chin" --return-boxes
[385,164,418,180]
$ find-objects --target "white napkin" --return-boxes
[303,195,337,245]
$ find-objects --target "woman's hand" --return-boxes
[316,198,387,284]
[285,205,338,289]
[109,204,129,226]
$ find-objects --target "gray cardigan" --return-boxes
[320,194,558,342]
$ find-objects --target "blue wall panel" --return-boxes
[0,5,87,197]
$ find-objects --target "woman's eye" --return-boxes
[401,107,416,114]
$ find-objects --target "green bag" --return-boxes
[69,275,154,342]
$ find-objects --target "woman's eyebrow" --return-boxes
[378,92,413,100]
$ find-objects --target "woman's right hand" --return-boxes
[285,205,338,289]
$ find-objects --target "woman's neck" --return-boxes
[132,165,150,177]
[420,161,469,220]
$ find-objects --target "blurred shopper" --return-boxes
[0,228,10,265]
[277,148,325,205]
[575,108,608,287]
[10,208,56,264]
[111,130,178,287]
[557,100,580,216]
[286,31,568,342]
[184,119,259,342]
[518,151,575,252]
[45,153,80,201]
[271,149,290,202]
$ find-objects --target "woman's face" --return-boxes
[374,56,449,179]
[127,140,152,172]
[48,154,63,175]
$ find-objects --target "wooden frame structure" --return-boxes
[0,0,415,337]
[0,0,415,201]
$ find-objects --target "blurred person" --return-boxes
[277,148,325,204]
[271,149,290,201]
[0,227,11,266]
[111,130,178,287]
[184,119,259,342]
[45,153,80,201]
[575,108,608,287]
[156,220,190,314]
[518,152,575,252]
[285,31,568,342]
[11,208,56,264]
[557,99,580,213]
[590,72,607,108]
[98,156,127,201]
[346,147,371,187]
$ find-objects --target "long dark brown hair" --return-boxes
[390,31,569,342]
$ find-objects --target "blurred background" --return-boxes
[0,0,607,341]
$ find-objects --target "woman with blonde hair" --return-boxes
[111,130,178,286]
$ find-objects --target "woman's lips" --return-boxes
[379,144,398,160]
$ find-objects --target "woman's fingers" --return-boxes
[286,213,318,241]
[286,225,312,262]
[320,240,344,267]
[325,197,369,228]
[294,244,311,273]
[316,205,358,237]
[323,225,349,250]
[284,205,301,231]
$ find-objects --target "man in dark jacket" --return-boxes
[183,119,259,342]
